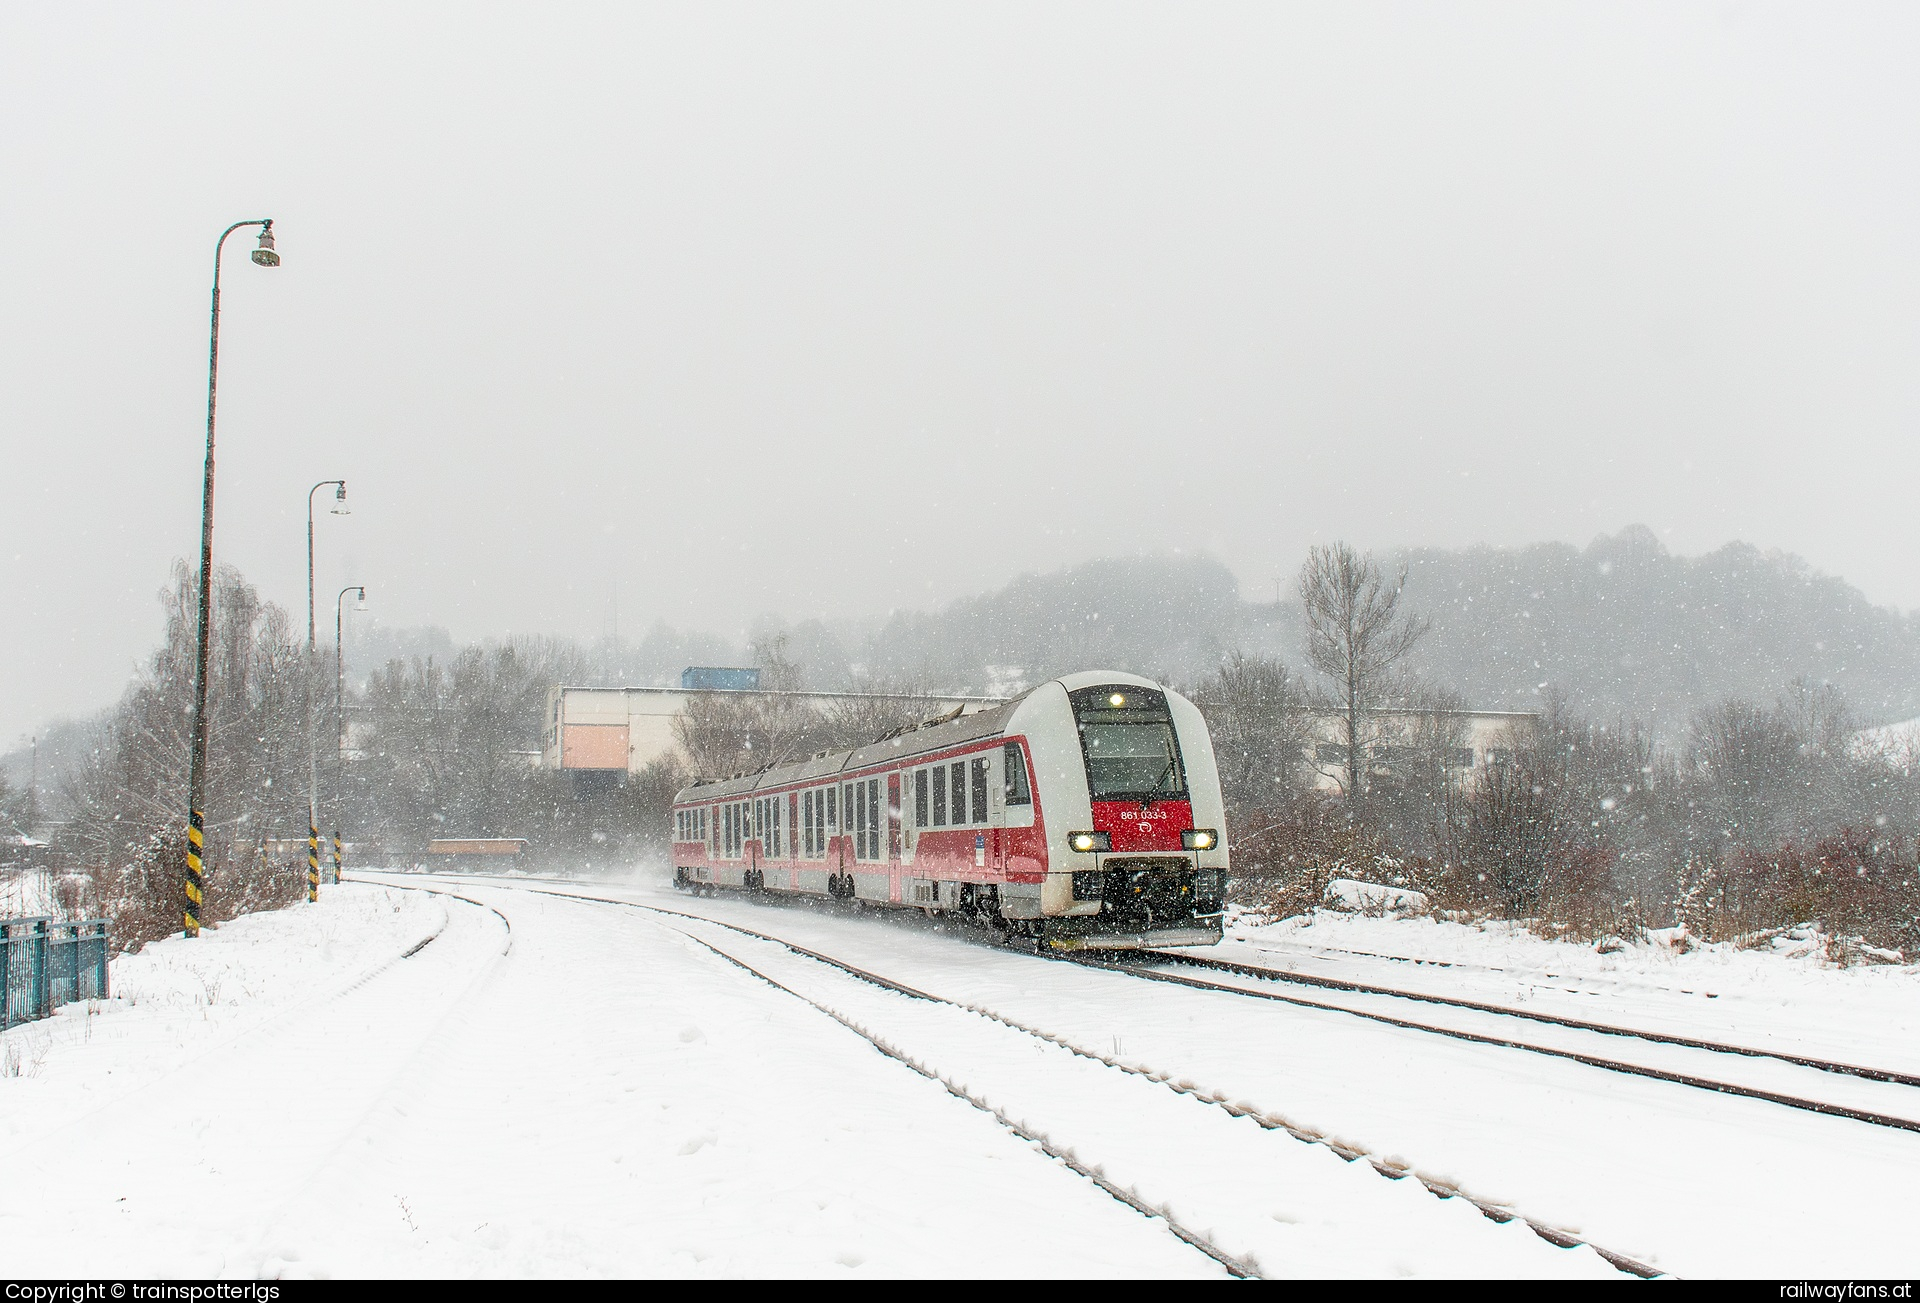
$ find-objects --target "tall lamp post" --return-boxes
[184,219,279,939]
[334,586,366,884]
[305,480,348,903]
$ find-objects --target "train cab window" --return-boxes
[949,762,967,827]
[914,769,929,827]
[1071,686,1188,803]
[970,756,989,824]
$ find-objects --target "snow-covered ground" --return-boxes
[3,872,1916,1277]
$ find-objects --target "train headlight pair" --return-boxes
[1068,831,1111,853]
[1181,828,1218,851]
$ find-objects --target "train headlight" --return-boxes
[1068,831,1111,854]
[1107,692,1127,708]
[1182,828,1218,851]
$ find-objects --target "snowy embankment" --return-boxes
[0,886,445,1143]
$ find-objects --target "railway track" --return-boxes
[1132,948,1920,1087]
[382,873,1657,1277]
[1075,950,1920,1135]
[395,872,1920,1135]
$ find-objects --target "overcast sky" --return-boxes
[3,2,1917,744]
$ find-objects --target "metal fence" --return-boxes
[2,917,110,1030]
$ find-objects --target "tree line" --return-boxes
[1201,543,1920,959]
[29,548,1920,960]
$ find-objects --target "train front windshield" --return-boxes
[1071,686,1188,801]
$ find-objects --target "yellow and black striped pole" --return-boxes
[332,829,343,885]
[184,809,206,937]
[307,820,320,903]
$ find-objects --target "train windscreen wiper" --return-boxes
[1139,759,1176,810]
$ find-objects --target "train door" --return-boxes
[887,773,902,861]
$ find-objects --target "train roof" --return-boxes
[675,693,1029,803]
[671,671,1174,804]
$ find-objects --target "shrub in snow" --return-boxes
[1677,829,1918,957]
[1324,878,1430,918]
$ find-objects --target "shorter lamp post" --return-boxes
[335,586,366,883]
[305,479,348,902]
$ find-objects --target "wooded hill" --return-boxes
[846,526,1920,731]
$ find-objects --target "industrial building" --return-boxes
[544,670,999,775]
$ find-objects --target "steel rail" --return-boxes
[1078,956,1920,1135]
[1140,948,1920,1087]
[677,929,1260,1279]
[394,873,1918,1126]
[406,874,1660,1278]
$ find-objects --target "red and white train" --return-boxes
[670,671,1227,950]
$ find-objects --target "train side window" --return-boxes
[971,756,990,824]
[1004,742,1031,804]
[949,762,967,827]
[915,768,929,827]
[931,765,947,825]
[869,778,883,858]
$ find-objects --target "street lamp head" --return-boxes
[331,482,350,516]
[250,224,280,267]
[354,587,368,611]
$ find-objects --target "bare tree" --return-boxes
[816,676,948,753]
[1298,542,1430,804]
[1188,653,1311,823]
[672,635,828,779]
